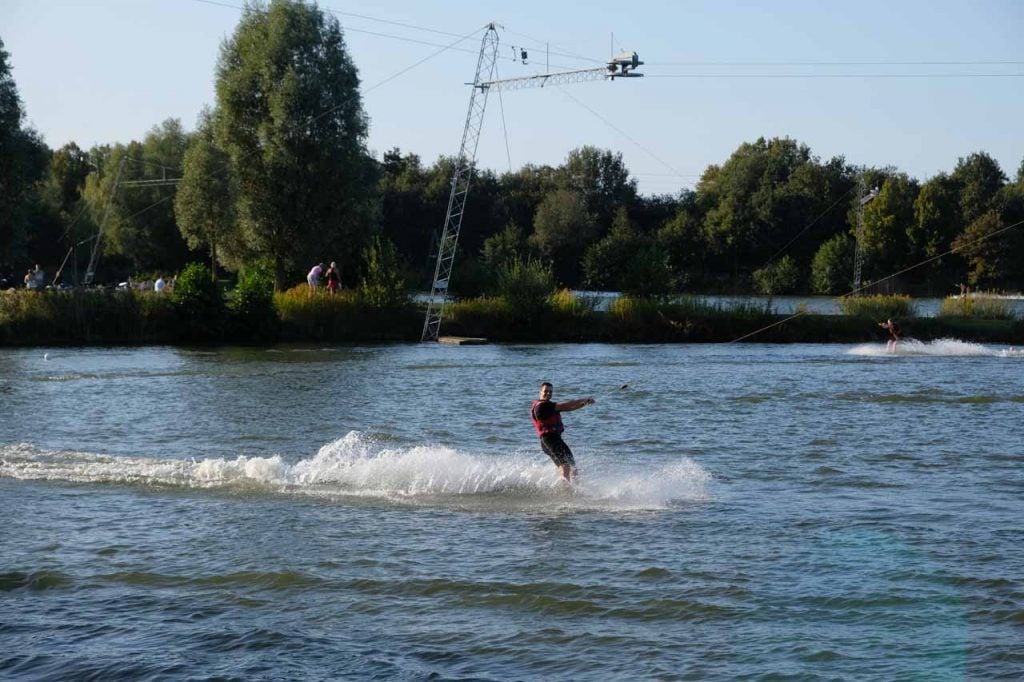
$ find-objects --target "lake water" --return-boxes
[1,341,1022,679]
[571,292,1024,318]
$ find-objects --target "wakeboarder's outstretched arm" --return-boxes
[556,397,595,412]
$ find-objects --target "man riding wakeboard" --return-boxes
[531,382,595,482]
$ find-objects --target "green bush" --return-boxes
[0,289,163,344]
[273,285,417,341]
[230,266,278,341]
[496,258,555,321]
[753,255,800,295]
[360,236,408,309]
[444,296,514,337]
[172,262,226,341]
[549,288,598,317]
[937,294,1016,320]
[608,295,660,320]
[810,234,854,295]
[838,294,914,319]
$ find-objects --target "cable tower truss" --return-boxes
[83,160,181,286]
[420,24,643,341]
[852,177,879,293]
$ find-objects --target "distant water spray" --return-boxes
[848,338,1019,357]
[0,432,711,511]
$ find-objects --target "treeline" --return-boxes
[2,1,1023,299]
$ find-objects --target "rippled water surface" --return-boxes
[1,340,1022,680]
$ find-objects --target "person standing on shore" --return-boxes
[307,262,323,290]
[530,382,595,482]
[325,261,340,294]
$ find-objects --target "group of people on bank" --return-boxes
[23,265,46,290]
[306,261,342,293]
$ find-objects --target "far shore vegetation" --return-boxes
[2,1,1023,348]
[2,279,1021,346]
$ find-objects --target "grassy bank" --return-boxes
[2,289,1021,346]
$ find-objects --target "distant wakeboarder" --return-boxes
[879,318,902,353]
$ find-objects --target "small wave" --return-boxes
[0,433,711,511]
[97,569,322,590]
[0,570,73,592]
[836,390,1013,405]
[848,338,1004,357]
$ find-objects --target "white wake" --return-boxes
[848,338,1023,357]
[0,432,711,511]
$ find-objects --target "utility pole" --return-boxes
[420,24,643,341]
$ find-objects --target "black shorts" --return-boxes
[539,434,575,468]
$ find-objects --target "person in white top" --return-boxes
[307,262,324,289]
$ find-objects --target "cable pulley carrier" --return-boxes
[420,23,643,342]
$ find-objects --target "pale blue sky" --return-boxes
[4,0,1023,194]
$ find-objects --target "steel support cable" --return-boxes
[121,194,177,223]
[555,86,687,180]
[195,2,574,70]
[494,64,514,173]
[762,185,859,266]
[724,217,1024,344]
[308,24,491,127]
[56,203,92,243]
[123,155,182,174]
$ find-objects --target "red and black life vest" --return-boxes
[531,399,564,437]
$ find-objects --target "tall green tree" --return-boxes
[559,146,638,237]
[656,196,703,289]
[951,152,1006,226]
[82,120,192,277]
[857,172,919,285]
[497,163,559,242]
[529,189,594,285]
[582,207,641,290]
[32,143,93,282]
[378,148,431,274]
[695,137,852,284]
[0,37,49,262]
[810,233,854,295]
[481,221,525,272]
[910,173,963,291]
[951,210,1020,289]
[215,0,377,289]
[47,142,91,211]
[175,112,240,278]
[951,182,1024,289]
[583,207,675,296]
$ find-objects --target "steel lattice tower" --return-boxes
[421,25,500,342]
[420,26,642,341]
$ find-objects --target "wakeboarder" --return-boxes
[530,382,595,482]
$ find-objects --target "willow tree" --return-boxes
[175,113,239,279]
[214,0,377,289]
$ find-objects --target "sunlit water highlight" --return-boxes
[1,341,1021,679]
